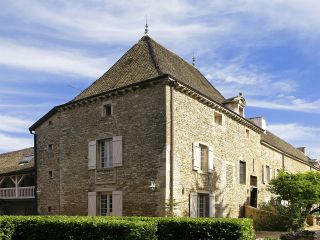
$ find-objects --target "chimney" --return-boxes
[249,117,267,133]
[297,147,307,155]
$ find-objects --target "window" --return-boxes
[239,161,246,184]
[266,165,271,182]
[99,193,112,216]
[214,112,222,126]
[103,104,112,116]
[48,171,53,178]
[48,144,54,151]
[48,206,52,213]
[245,129,250,139]
[48,120,53,126]
[200,144,208,171]
[198,193,209,217]
[98,139,113,168]
[239,106,244,116]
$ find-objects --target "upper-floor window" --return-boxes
[239,161,246,184]
[47,144,54,151]
[48,120,53,126]
[102,102,112,117]
[98,139,113,168]
[214,112,223,126]
[266,165,271,182]
[200,144,208,172]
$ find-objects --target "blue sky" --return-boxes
[0,0,319,159]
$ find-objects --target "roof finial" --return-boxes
[192,52,196,66]
[144,15,149,36]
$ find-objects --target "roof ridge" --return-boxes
[143,36,163,75]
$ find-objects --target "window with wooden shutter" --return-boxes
[88,141,97,170]
[88,192,97,216]
[208,146,214,173]
[98,139,113,168]
[113,136,123,167]
[193,142,200,171]
[226,164,234,188]
[190,192,198,217]
[112,191,123,216]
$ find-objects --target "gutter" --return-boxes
[29,130,38,215]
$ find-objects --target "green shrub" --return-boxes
[0,216,156,240]
[113,216,255,240]
[0,216,255,240]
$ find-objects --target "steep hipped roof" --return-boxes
[74,36,225,103]
[0,148,34,175]
[261,131,310,162]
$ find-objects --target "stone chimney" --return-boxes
[248,117,267,133]
[297,147,307,155]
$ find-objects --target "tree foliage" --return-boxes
[268,171,320,216]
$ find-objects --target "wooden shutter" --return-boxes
[262,164,266,184]
[190,192,198,217]
[113,136,123,167]
[193,142,200,171]
[112,191,123,216]
[208,146,214,173]
[88,192,96,216]
[270,166,273,180]
[209,193,215,217]
[88,141,97,170]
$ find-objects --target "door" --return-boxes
[250,188,258,208]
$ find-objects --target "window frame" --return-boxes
[101,101,113,117]
[98,192,113,216]
[239,161,247,185]
[265,165,271,182]
[199,144,208,172]
[98,138,113,169]
[197,193,210,217]
[214,112,223,126]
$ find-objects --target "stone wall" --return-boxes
[170,87,317,218]
[35,83,168,216]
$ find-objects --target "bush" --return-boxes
[0,216,255,240]
[114,216,255,240]
[0,216,157,240]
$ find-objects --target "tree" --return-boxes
[267,171,320,230]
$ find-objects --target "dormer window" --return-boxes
[239,106,244,117]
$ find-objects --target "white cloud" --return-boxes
[0,133,33,153]
[0,116,33,133]
[248,98,320,114]
[0,39,110,78]
[268,123,320,159]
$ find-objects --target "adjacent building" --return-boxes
[0,147,36,215]
[29,35,319,218]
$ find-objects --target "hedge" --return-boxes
[116,217,255,240]
[0,216,255,240]
[0,216,157,240]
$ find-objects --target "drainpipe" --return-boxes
[29,130,38,215]
[169,80,176,215]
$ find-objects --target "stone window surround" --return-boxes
[214,111,223,126]
[239,160,247,185]
[194,140,214,174]
[101,100,113,117]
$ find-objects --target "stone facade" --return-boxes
[36,83,167,216]
[32,36,318,218]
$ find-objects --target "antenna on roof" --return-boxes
[144,15,149,36]
[192,52,196,66]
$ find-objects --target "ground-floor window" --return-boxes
[198,193,210,217]
[99,193,112,216]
